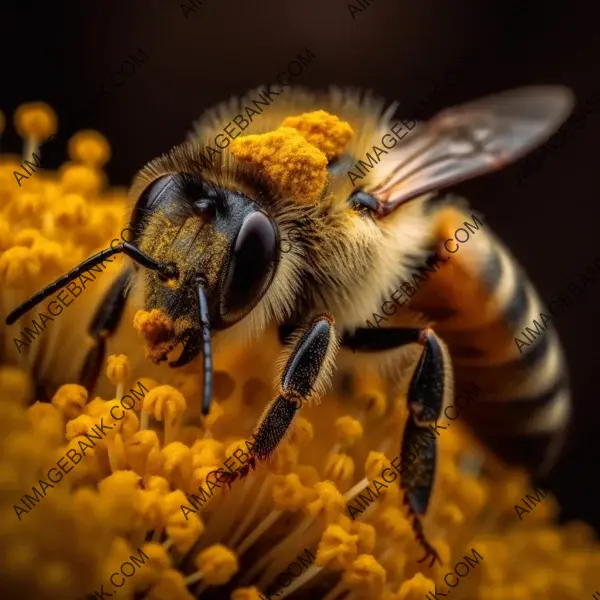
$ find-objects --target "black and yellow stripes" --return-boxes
[410,205,571,475]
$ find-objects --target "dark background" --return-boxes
[2,0,599,530]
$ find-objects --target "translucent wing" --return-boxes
[371,86,574,216]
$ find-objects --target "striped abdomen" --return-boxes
[411,205,570,475]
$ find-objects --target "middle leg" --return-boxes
[221,312,338,485]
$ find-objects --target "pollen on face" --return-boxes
[230,127,328,205]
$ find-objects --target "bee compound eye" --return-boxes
[220,211,279,323]
[348,191,379,215]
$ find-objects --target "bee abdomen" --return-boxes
[414,206,571,475]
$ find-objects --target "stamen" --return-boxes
[237,509,283,556]
[227,475,273,548]
[279,565,329,599]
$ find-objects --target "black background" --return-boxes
[2,0,599,531]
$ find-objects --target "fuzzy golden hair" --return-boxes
[127,86,438,358]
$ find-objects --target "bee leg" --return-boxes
[79,268,133,391]
[238,313,337,480]
[400,328,450,568]
[346,325,449,566]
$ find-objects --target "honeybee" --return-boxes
[5,85,574,566]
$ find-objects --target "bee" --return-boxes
[5,85,574,567]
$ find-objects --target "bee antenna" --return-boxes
[195,278,213,416]
[5,242,167,325]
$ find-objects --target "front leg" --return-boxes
[224,313,338,484]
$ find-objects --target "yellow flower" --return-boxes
[1,102,599,600]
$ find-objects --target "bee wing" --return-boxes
[371,86,574,216]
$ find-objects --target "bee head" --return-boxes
[127,171,282,415]
[131,172,281,332]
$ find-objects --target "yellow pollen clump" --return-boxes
[133,542,172,590]
[58,163,104,196]
[0,245,41,287]
[334,415,363,446]
[12,228,43,248]
[160,490,189,522]
[365,451,390,481]
[375,507,413,541]
[51,384,88,420]
[316,524,359,570]
[230,127,327,204]
[202,400,224,431]
[191,438,224,468]
[53,193,90,228]
[68,130,111,167]
[27,403,63,444]
[342,554,387,596]
[188,466,222,501]
[166,510,204,553]
[30,239,64,275]
[289,416,314,445]
[148,569,194,600]
[162,439,193,471]
[145,474,170,495]
[106,354,131,386]
[144,386,186,423]
[194,544,239,585]
[0,217,12,252]
[14,102,57,140]
[397,573,435,600]
[351,521,376,554]
[65,414,97,440]
[281,109,353,160]
[305,481,345,521]
[271,472,312,511]
[324,452,355,485]
[133,309,177,363]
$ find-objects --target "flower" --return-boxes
[1,103,600,600]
